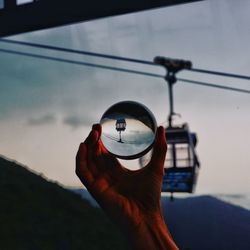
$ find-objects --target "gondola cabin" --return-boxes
[115,118,126,132]
[162,123,200,193]
[116,118,126,143]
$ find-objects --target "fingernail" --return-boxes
[157,126,164,136]
[92,123,100,130]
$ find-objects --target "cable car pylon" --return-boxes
[154,57,200,198]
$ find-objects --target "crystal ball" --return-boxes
[100,101,157,159]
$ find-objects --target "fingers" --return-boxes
[75,124,101,187]
[92,124,126,175]
[75,142,94,188]
[92,123,102,139]
[76,123,126,190]
[84,124,101,148]
[92,124,109,156]
[148,126,167,175]
[95,134,125,175]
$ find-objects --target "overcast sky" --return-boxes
[0,0,250,194]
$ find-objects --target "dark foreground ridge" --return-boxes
[76,188,250,250]
[1,155,250,250]
[0,156,128,250]
[162,195,250,250]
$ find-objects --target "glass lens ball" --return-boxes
[100,101,157,160]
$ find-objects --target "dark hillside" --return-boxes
[2,155,250,250]
[162,195,250,250]
[73,188,250,250]
[0,156,128,250]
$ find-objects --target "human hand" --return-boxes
[76,124,178,250]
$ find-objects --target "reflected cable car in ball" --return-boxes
[154,57,200,195]
[116,118,126,143]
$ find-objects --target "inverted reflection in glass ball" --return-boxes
[100,101,157,160]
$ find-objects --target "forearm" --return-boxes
[125,213,179,250]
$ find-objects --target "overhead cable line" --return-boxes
[178,78,250,94]
[0,47,250,95]
[189,68,250,81]
[0,38,155,66]
[1,38,250,81]
[0,48,162,78]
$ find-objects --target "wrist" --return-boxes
[124,212,179,250]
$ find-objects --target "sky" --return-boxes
[0,0,250,194]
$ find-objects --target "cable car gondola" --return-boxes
[163,124,200,193]
[154,56,201,194]
[116,118,126,143]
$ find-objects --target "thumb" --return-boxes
[84,124,101,148]
[148,126,167,174]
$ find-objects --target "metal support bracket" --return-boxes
[154,56,192,127]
